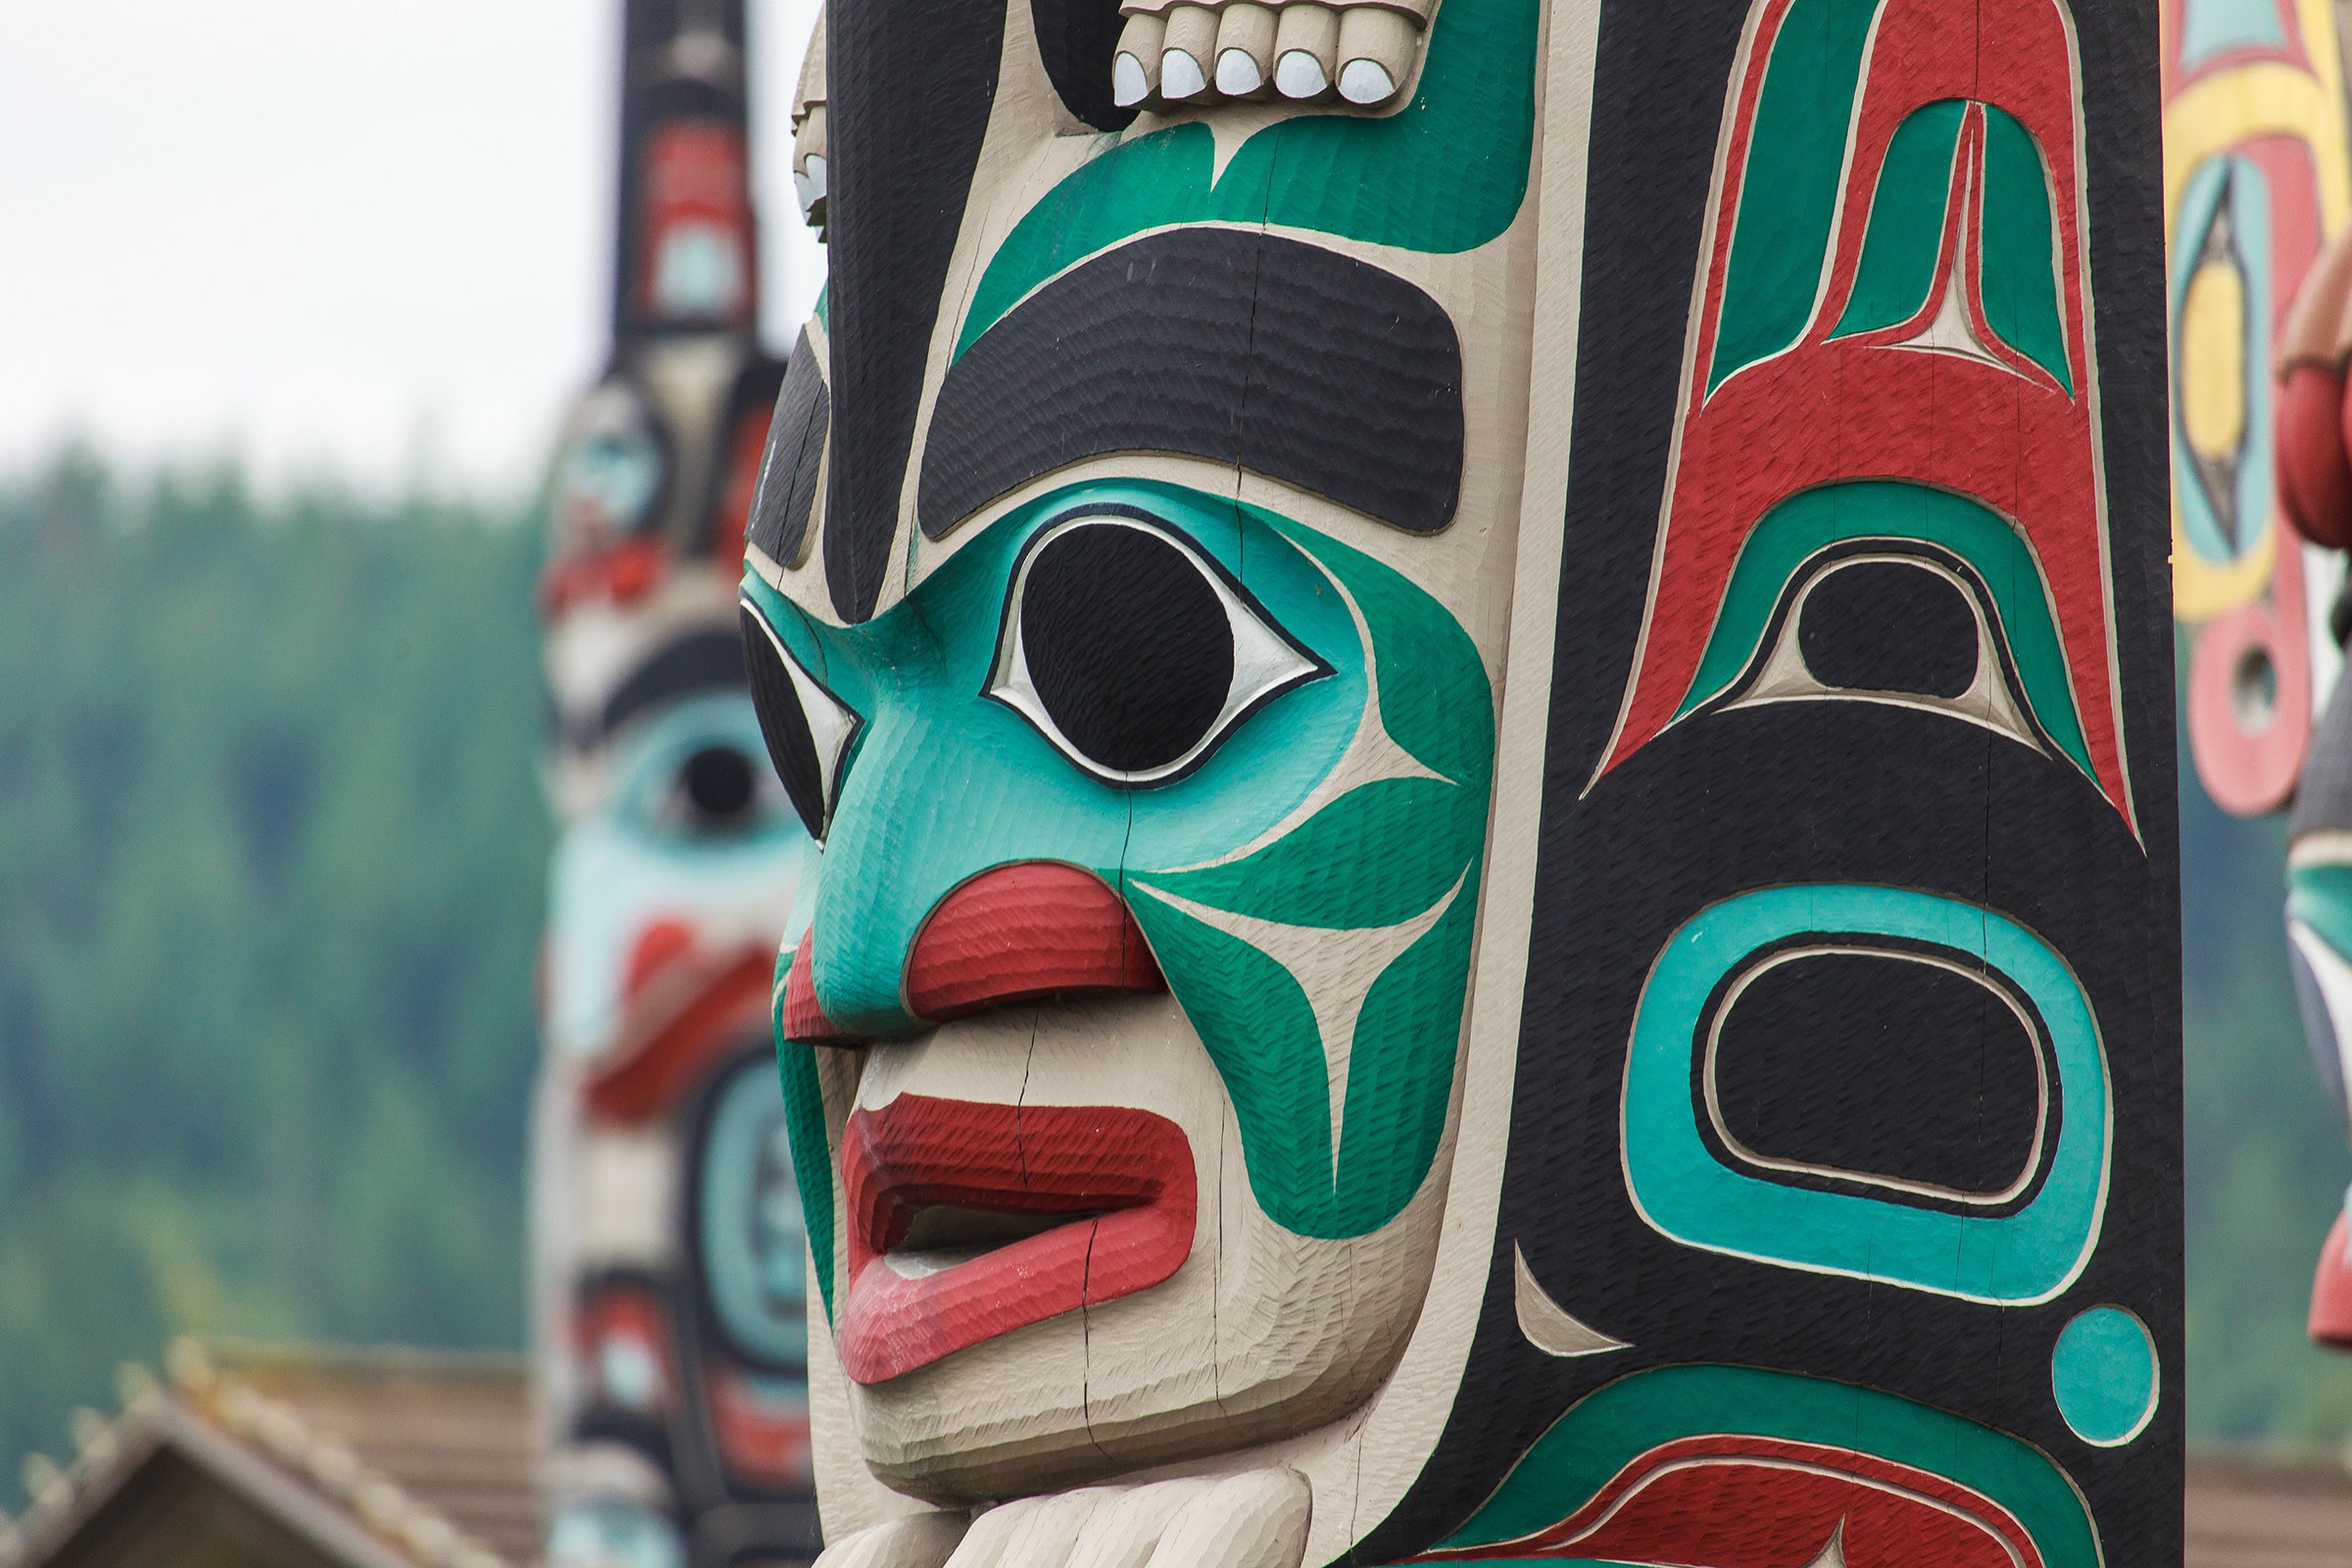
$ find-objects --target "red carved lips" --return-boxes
[837,1094,1196,1385]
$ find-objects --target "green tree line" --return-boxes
[0,449,546,1476]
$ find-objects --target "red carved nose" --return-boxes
[781,938,861,1046]
[777,863,1166,1046]
[904,862,1164,1022]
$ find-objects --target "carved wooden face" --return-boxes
[741,0,2175,1558]
[736,0,1538,1506]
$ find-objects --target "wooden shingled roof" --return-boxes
[0,1339,539,1568]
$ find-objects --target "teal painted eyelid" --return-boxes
[1621,884,2110,1303]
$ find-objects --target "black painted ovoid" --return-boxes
[1018,523,1233,774]
[748,330,830,568]
[1799,560,1980,698]
[1708,949,2048,1201]
[741,606,829,840]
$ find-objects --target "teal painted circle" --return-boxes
[2050,1305,2158,1446]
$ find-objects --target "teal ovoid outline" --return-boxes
[2169,154,2273,565]
[2049,1305,2159,1446]
[1621,884,2111,1303]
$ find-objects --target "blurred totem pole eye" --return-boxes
[532,3,827,1565]
[730,0,2180,1564]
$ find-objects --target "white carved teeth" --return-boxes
[1159,4,1218,98]
[1112,48,1154,106]
[1110,0,1427,110]
[1336,58,1394,103]
[1336,5,1413,104]
[1213,3,1275,95]
[1273,3,1337,97]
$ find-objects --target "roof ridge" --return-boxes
[0,1337,525,1568]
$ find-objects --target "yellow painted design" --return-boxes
[2180,260,2248,461]
[2164,0,2352,620]
[2174,509,2278,623]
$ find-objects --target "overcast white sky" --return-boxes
[0,0,825,497]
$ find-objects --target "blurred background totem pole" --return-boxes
[2171,0,2352,821]
[2184,0,2352,1348]
[533,1,823,1563]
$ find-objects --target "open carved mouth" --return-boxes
[836,1095,1197,1384]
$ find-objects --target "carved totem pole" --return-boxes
[534,2,824,1563]
[736,1,2180,1564]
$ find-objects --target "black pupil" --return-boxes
[1021,524,1234,774]
[1797,560,1979,700]
[681,745,757,828]
[740,607,828,838]
[1713,952,2045,1200]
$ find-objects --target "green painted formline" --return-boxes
[954,0,1538,358]
[1979,105,2073,394]
[1835,100,1967,339]
[1674,481,2096,784]
[1709,0,1881,389]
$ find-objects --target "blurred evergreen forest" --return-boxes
[0,449,546,1478]
[0,442,2350,1487]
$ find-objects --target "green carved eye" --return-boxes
[985,511,1328,786]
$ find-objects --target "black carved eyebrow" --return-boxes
[916,228,1465,541]
[746,328,828,569]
